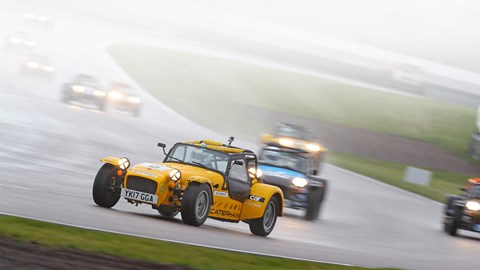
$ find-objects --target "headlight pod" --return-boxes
[306,143,321,152]
[94,90,106,97]
[279,138,294,147]
[26,61,39,69]
[169,169,181,182]
[248,168,262,178]
[128,96,141,103]
[72,85,85,93]
[466,201,480,211]
[108,91,123,100]
[292,177,308,188]
[117,157,130,170]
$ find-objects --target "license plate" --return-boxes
[473,224,480,232]
[121,188,158,204]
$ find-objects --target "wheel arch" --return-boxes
[101,156,121,167]
[185,177,214,205]
[240,183,284,220]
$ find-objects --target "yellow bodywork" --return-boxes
[102,139,283,221]
[260,133,327,169]
[260,133,327,153]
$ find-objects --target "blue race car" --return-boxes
[257,146,327,221]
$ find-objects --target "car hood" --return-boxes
[258,165,306,179]
[128,162,173,180]
[129,162,224,185]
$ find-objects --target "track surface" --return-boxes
[0,5,479,270]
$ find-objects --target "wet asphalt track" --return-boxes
[0,4,479,270]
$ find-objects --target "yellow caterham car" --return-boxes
[92,138,284,236]
[261,123,327,170]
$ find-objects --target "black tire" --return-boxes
[61,93,69,103]
[131,106,140,117]
[92,163,120,208]
[181,183,212,226]
[305,187,324,221]
[305,179,327,221]
[98,99,106,111]
[158,207,179,218]
[447,207,462,236]
[444,195,460,214]
[249,196,278,236]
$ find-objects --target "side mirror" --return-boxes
[157,142,167,155]
[312,169,318,176]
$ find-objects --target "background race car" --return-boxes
[24,13,55,30]
[61,74,107,110]
[105,82,142,116]
[257,146,328,221]
[92,138,284,236]
[5,31,35,54]
[443,178,480,236]
[20,54,55,80]
[260,123,327,171]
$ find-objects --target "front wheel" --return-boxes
[249,196,278,236]
[305,180,327,221]
[181,183,212,226]
[92,163,121,208]
[446,208,462,236]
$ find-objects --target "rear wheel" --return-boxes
[92,163,120,208]
[249,196,278,236]
[181,183,211,226]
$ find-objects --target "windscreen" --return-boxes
[258,149,307,174]
[165,144,229,173]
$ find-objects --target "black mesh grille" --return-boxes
[126,176,157,194]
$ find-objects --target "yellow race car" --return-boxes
[261,123,327,172]
[92,138,284,236]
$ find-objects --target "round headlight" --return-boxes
[292,177,308,188]
[248,168,262,179]
[279,138,294,147]
[466,201,480,211]
[169,169,181,182]
[117,157,130,170]
[306,143,321,152]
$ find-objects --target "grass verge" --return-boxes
[0,215,398,270]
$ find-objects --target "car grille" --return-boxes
[126,176,157,194]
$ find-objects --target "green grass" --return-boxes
[327,152,469,202]
[0,215,399,270]
[107,44,476,157]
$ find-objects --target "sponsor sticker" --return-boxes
[209,208,239,218]
[248,195,265,202]
[214,191,228,197]
[132,170,158,178]
[139,163,171,171]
